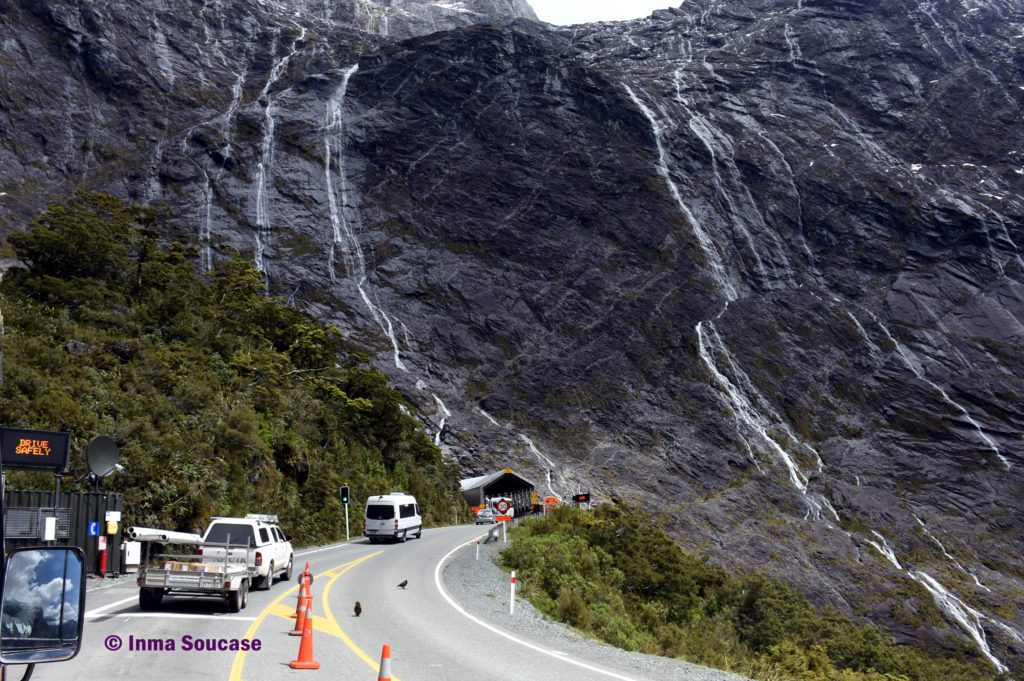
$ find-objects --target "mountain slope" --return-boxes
[0,0,1022,673]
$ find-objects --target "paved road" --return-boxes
[11,525,657,681]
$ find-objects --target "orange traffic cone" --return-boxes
[302,564,313,597]
[377,643,392,681]
[289,593,309,635]
[291,584,305,619]
[289,595,320,670]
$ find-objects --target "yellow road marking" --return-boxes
[227,552,382,681]
[322,566,402,680]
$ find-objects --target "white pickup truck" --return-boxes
[135,514,293,612]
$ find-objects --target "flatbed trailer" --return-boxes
[136,538,256,612]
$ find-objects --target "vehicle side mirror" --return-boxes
[0,547,86,664]
[285,535,292,542]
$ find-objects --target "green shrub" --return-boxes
[0,193,466,542]
[502,505,1000,681]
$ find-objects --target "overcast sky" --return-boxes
[527,0,679,25]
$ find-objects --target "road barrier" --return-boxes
[289,594,320,669]
[377,643,393,681]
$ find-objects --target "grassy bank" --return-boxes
[502,505,999,681]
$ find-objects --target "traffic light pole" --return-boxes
[339,484,351,542]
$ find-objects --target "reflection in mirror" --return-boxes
[0,548,85,664]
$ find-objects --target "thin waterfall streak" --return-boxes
[867,531,1010,673]
[868,313,1008,468]
[478,408,503,428]
[357,280,407,371]
[325,65,367,279]
[912,571,1007,674]
[253,25,306,274]
[432,394,451,446]
[783,23,801,61]
[696,321,810,490]
[519,434,570,500]
[679,103,795,288]
[912,513,990,592]
[322,64,406,372]
[201,180,214,272]
[622,82,736,301]
[202,67,248,272]
[846,311,884,360]
[686,115,771,285]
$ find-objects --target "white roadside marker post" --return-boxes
[510,570,516,615]
[502,521,507,543]
[476,539,480,561]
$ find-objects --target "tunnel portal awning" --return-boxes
[460,468,536,513]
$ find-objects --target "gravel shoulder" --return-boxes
[440,533,753,681]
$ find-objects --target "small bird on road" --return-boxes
[397,580,408,589]
[354,601,362,617]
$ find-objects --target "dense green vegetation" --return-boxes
[503,505,1000,681]
[0,192,466,542]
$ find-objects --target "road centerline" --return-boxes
[320,551,401,680]
[227,551,381,681]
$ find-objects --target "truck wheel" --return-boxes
[239,580,249,610]
[415,526,422,539]
[261,561,275,590]
[227,585,242,613]
[399,530,407,543]
[284,556,293,582]
[139,588,163,611]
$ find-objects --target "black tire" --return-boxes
[415,527,422,539]
[283,556,294,582]
[240,580,249,610]
[227,586,242,613]
[368,537,378,544]
[399,530,407,543]
[139,588,163,611]
[260,561,275,590]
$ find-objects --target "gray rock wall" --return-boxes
[1,0,1022,671]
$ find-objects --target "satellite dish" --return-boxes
[86,435,120,478]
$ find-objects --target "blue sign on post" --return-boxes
[88,521,100,537]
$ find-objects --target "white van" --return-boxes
[364,493,422,543]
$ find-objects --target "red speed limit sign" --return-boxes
[495,499,510,513]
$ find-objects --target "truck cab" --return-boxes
[201,514,293,589]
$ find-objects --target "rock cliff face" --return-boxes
[1,0,1023,672]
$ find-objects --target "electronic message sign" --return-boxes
[0,428,71,472]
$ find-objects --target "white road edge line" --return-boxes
[86,613,256,621]
[433,535,642,681]
[85,595,139,617]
